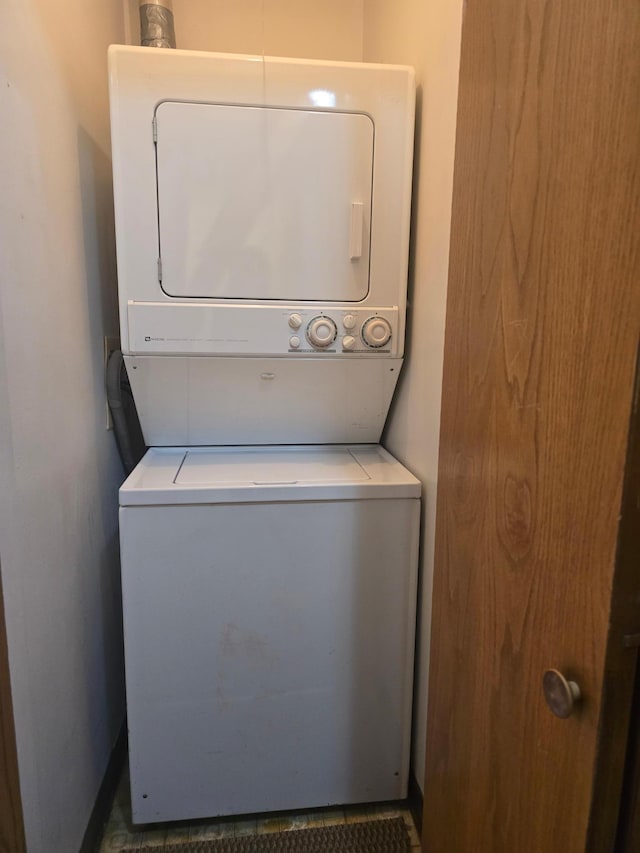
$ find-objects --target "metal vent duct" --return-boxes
[139,0,176,49]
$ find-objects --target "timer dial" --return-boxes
[307,316,337,349]
[361,316,392,348]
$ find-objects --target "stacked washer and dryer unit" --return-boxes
[110,45,420,824]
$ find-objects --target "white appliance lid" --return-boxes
[175,447,369,486]
[120,445,420,506]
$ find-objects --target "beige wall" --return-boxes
[125,0,364,60]
[363,0,464,792]
[0,2,126,851]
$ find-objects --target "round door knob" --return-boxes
[543,669,581,718]
[307,316,337,348]
[342,335,356,351]
[362,316,392,348]
[288,313,303,329]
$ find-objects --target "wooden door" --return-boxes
[423,1,640,851]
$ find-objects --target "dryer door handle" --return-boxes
[349,202,364,260]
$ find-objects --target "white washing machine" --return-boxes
[119,445,420,824]
[109,47,420,824]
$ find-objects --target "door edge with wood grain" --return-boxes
[0,559,26,853]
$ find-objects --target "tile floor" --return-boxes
[99,766,421,851]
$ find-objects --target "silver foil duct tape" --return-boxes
[139,3,176,49]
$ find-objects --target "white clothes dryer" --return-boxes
[119,445,420,824]
[109,47,415,445]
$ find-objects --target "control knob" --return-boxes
[307,316,337,349]
[342,335,356,351]
[361,316,392,348]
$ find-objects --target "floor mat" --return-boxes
[118,817,411,852]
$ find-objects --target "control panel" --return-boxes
[290,311,394,353]
[127,302,401,358]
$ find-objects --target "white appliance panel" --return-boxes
[120,494,420,822]
[127,302,400,357]
[156,102,373,302]
[124,355,402,446]
[120,445,421,505]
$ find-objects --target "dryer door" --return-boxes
[155,101,374,302]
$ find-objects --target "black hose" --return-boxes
[106,350,146,474]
